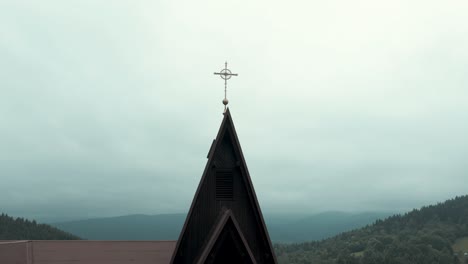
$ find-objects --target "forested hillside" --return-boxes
[274,195,468,264]
[0,213,80,240]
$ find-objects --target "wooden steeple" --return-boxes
[170,109,277,264]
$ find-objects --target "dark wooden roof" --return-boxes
[171,108,277,263]
[196,209,257,264]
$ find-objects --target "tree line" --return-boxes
[274,195,468,264]
[0,213,80,240]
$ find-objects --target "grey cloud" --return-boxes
[1,0,467,220]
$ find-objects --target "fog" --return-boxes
[1,0,467,220]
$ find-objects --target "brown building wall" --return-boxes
[0,240,175,264]
[0,241,29,264]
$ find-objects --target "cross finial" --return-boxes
[214,61,238,113]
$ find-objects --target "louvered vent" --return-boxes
[216,170,233,200]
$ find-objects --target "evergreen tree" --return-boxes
[0,213,80,240]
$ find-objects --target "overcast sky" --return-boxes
[1,0,467,221]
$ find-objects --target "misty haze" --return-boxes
[1,1,468,264]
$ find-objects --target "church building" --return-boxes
[0,64,277,264]
[170,108,277,264]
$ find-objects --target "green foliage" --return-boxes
[0,213,80,240]
[274,195,468,264]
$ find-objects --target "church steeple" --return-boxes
[170,109,277,264]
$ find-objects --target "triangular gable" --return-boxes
[196,209,257,264]
[171,108,277,264]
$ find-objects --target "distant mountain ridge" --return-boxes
[50,211,393,243]
[52,213,185,241]
[268,211,393,243]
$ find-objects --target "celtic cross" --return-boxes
[214,62,238,113]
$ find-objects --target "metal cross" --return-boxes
[214,62,238,113]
